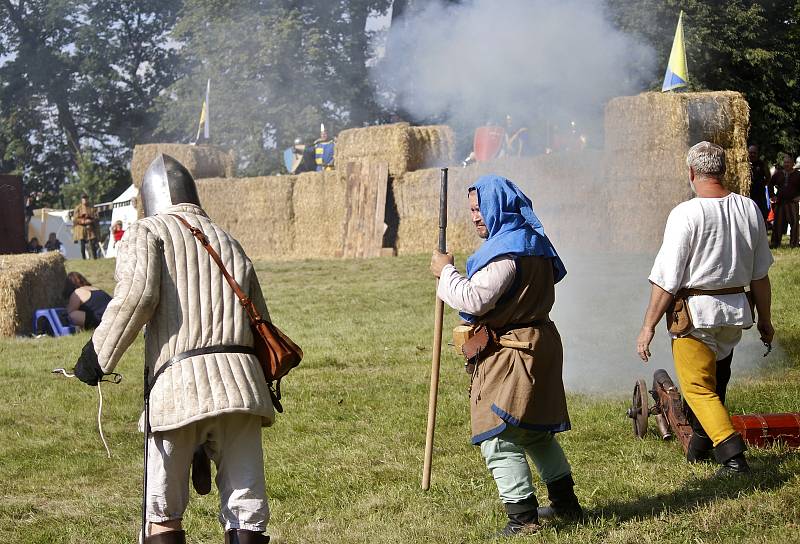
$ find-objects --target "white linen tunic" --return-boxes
[649,193,773,356]
[437,256,516,315]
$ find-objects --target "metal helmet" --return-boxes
[140,153,201,217]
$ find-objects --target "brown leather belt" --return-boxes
[146,344,256,396]
[494,318,552,336]
[680,287,746,297]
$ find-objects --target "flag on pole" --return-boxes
[194,79,210,143]
[662,11,688,92]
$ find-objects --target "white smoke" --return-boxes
[375,0,656,128]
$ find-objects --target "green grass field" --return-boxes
[1,251,799,543]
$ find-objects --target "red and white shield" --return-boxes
[473,126,505,162]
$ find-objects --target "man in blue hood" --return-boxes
[431,175,582,536]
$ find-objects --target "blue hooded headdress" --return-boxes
[461,175,566,321]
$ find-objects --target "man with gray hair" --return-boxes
[636,141,774,475]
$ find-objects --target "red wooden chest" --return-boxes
[731,413,800,448]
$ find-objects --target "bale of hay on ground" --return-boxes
[604,91,750,252]
[334,123,455,177]
[0,252,66,337]
[197,176,295,260]
[130,144,237,187]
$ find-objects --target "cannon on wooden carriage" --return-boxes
[626,368,800,453]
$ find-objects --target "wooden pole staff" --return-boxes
[422,167,447,490]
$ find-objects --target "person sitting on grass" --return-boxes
[27,237,43,253]
[63,272,112,330]
[44,232,63,253]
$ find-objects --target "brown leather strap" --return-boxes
[680,287,746,297]
[169,214,265,327]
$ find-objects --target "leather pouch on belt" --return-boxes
[461,325,491,374]
[666,294,692,335]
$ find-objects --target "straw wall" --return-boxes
[0,252,66,337]
[605,91,750,252]
[335,122,454,177]
[131,144,236,187]
[292,170,347,259]
[393,152,606,255]
[197,176,296,260]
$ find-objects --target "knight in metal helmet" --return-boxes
[140,154,201,217]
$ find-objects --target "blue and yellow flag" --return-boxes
[662,11,688,92]
[194,79,210,143]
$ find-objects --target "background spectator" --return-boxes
[44,232,63,253]
[770,154,800,248]
[72,193,99,259]
[62,272,112,329]
[111,220,125,248]
[27,237,43,253]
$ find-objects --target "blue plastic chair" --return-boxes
[32,308,77,336]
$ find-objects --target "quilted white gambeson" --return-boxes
[92,203,275,431]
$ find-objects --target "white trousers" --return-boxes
[146,412,269,532]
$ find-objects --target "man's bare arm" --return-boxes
[636,282,673,363]
[750,275,774,344]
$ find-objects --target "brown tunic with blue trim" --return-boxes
[469,255,570,444]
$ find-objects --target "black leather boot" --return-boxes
[496,498,540,537]
[537,473,583,521]
[686,429,714,463]
[713,433,750,476]
[145,530,186,544]
[191,446,212,495]
[224,529,270,544]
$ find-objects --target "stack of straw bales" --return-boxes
[197,170,348,260]
[130,144,237,186]
[393,152,606,255]
[605,91,749,252]
[292,170,347,259]
[197,176,296,260]
[335,122,454,177]
[0,252,66,337]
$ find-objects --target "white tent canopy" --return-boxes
[27,209,82,260]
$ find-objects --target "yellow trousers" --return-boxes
[672,336,736,445]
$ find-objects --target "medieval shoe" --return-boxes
[224,529,271,544]
[713,433,750,476]
[145,530,186,544]
[686,429,714,463]
[494,498,540,538]
[537,473,583,521]
[192,446,212,495]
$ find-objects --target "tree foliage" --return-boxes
[1,0,799,202]
[157,0,391,176]
[605,0,800,162]
[0,0,180,206]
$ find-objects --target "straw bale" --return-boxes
[334,123,454,177]
[393,151,607,255]
[605,91,749,194]
[131,144,237,187]
[197,176,296,260]
[291,170,348,259]
[0,252,67,337]
[604,91,750,252]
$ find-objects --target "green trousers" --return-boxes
[479,425,572,503]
